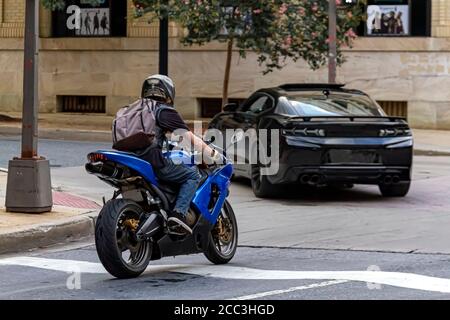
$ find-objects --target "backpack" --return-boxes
[112,98,165,152]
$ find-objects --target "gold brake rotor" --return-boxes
[123,218,140,232]
[216,217,232,244]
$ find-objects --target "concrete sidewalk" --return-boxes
[0,171,99,255]
[413,129,450,156]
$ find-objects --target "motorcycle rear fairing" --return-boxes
[93,150,159,186]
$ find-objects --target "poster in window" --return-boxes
[366,5,409,36]
[218,6,253,37]
[75,8,110,36]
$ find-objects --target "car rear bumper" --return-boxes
[269,165,411,185]
[266,136,413,185]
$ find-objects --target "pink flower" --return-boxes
[345,28,357,38]
[336,0,342,5]
[279,3,288,14]
[298,7,305,16]
[311,3,318,12]
[284,36,292,46]
[253,9,263,15]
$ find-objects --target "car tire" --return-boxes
[250,164,276,198]
[379,182,410,197]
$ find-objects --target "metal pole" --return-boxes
[5,0,52,213]
[22,0,39,159]
[328,0,337,84]
[159,0,169,76]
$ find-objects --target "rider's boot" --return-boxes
[168,210,193,235]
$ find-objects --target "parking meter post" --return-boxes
[5,0,52,214]
[21,0,39,159]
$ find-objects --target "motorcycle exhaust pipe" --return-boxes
[300,175,311,184]
[392,175,400,184]
[85,162,124,179]
[136,213,162,240]
[384,175,393,185]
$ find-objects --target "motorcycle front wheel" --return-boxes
[204,200,238,264]
[95,199,152,279]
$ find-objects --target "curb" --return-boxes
[0,211,98,255]
[413,149,450,157]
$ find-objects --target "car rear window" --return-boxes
[277,92,386,117]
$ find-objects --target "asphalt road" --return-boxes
[0,135,111,168]
[1,137,450,299]
[2,243,450,300]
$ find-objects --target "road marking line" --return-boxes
[230,280,349,300]
[2,257,450,293]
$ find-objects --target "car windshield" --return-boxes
[277,92,386,117]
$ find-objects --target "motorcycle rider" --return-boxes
[139,74,221,234]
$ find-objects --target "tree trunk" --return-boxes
[222,38,233,109]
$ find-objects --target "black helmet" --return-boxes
[141,74,175,105]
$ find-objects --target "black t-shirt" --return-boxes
[141,107,189,169]
[157,108,189,132]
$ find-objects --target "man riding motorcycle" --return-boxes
[137,75,222,234]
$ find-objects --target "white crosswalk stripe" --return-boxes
[2,256,450,293]
[230,280,349,300]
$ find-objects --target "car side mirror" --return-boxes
[223,103,238,112]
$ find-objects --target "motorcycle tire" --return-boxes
[204,200,238,265]
[95,199,152,279]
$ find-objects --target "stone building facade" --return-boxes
[0,0,450,129]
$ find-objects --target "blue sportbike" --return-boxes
[85,142,237,279]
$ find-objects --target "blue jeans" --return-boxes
[154,160,201,216]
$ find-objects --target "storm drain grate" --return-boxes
[378,101,408,119]
[59,95,106,113]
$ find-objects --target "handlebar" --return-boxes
[164,140,230,167]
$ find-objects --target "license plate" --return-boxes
[325,149,381,164]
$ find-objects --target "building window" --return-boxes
[58,95,106,113]
[199,98,245,118]
[52,0,127,37]
[357,0,431,37]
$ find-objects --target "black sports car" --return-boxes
[208,84,413,198]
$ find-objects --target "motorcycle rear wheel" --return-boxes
[204,200,238,264]
[95,199,152,279]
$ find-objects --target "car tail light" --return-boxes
[379,128,412,137]
[282,128,326,137]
